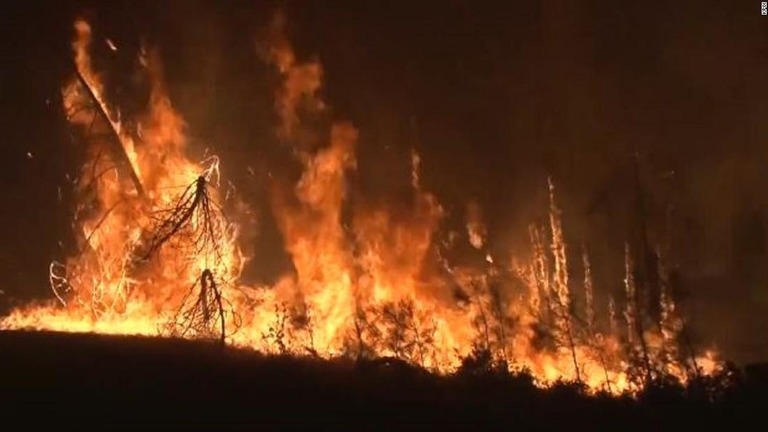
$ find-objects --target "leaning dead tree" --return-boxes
[48,46,153,315]
[67,67,146,199]
[55,20,241,345]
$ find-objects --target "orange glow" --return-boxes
[0,16,721,394]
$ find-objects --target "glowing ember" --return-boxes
[0,15,721,394]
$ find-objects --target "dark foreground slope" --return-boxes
[0,331,764,429]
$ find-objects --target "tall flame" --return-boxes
[3,19,241,338]
[1,15,721,394]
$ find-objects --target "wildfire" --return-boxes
[1,14,721,394]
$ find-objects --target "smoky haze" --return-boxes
[2,0,767,364]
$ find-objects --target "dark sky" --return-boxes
[2,0,767,362]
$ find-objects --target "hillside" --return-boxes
[1,330,765,429]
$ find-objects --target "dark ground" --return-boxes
[0,330,765,429]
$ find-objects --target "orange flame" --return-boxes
[1,15,722,394]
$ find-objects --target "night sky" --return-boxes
[2,0,767,362]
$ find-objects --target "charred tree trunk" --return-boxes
[74,69,145,199]
[630,154,654,384]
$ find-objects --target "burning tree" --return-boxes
[0,12,725,396]
[546,178,581,382]
[144,167,241,344]
[164,269,229,345]
[11,18,244,343]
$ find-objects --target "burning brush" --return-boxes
[41,17,241,344]
[141,171,222,262]
[0,14,727,397]
[140,164,240,343]
[163,268,240,345]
